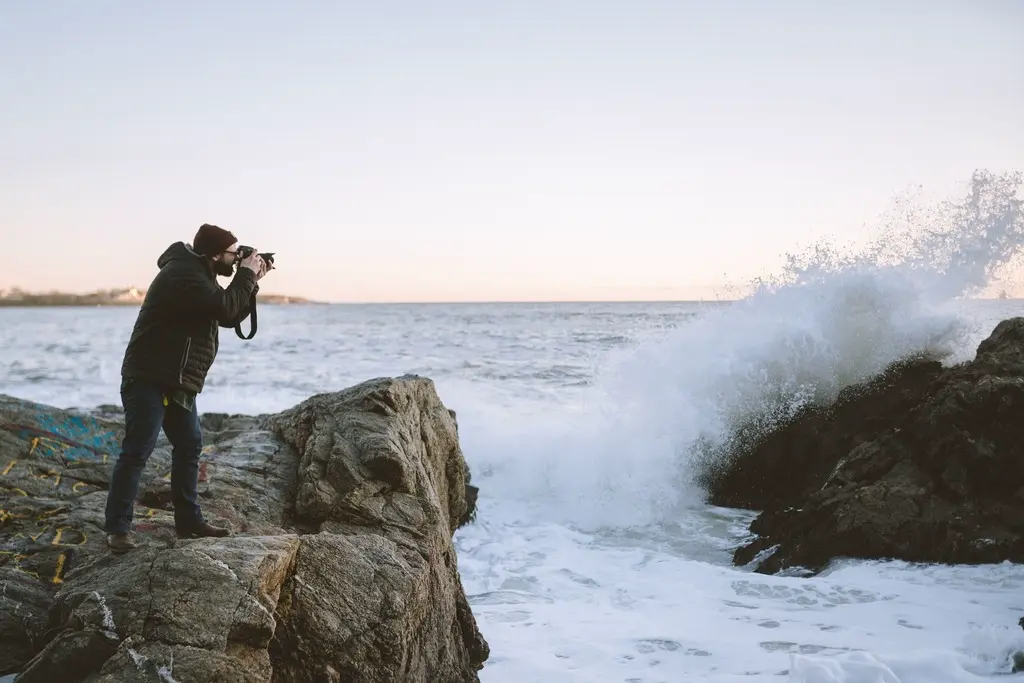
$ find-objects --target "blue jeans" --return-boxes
[104,378,205,534]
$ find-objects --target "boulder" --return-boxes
[704,317,1024,575]
[0,376,488,682]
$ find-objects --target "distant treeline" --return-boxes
[0,288,316,307]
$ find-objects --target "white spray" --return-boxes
[460,171,1023,528]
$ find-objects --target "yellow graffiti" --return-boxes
[51,551,67,584]
[26,436,65,457]
[22,434,95,462]
[0,504,69,526]
[1,465,68,490]
[36,525,85,546]
[0,550,41,580]
[7,510,66,525]
[8,522,87,546]
[0,548,69,585]
[50,527,83,546]
[32,469,62,487]
[0,507,32,523]
[3,456,103,496]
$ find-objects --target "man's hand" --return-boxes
[240,250,266,280]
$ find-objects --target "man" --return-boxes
[104,223,271,552]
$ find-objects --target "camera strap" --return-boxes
[234,297,259,340]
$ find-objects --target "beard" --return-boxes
[213,260,235,277]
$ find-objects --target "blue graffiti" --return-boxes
[5,410,121,462]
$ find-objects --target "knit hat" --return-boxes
[192,224,238,257]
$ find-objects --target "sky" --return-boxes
[1,1,1022,302]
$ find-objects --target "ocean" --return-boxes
[2,295,1024,683]
[3,172,1024,683]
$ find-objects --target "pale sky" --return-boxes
[2,1,1022,302]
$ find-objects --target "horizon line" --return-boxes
[2,286,1020,306]
[3,296,1022,308]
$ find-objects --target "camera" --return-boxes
[233,245,275,341]
[236,245,275,266]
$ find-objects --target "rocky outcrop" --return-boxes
[0,376,487,682]
[705,317,1024,576]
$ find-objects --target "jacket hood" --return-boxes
[157,241,203,269]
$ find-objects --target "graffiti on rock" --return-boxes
[0,459,106,497]
[0,513,86,585]
[0,411,121,463]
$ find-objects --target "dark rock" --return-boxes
[461,472,480,528]
[0,570,52,674]
[701,355,944,513]
[706,317,1024,575]
[0,376,488,681]
[1014,619,1024,673]
[14,628,118,683]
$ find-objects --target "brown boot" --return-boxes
[107,532,137,553]
[176,520,231,539]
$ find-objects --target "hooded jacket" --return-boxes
[120,242,259,393]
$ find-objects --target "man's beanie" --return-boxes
[193,223,237,257]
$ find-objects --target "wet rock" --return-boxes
[0,376,487,681]
[706,318,1024,575]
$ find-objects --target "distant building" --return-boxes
[0,288,26,301]
[109,287,145,303]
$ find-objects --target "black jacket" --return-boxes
[121,242,259,393]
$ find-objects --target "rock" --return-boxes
[700,355,945,513]
[704,318,1024,575]
[0,569,52,674]
[15,628,119,683]
[1013,618,1024,673]
[1013,650,1024,675]
[0,376,488,681]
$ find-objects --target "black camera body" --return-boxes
[236,245,275,266]
[233,245,275,341]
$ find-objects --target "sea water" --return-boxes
[2,171,1024,681]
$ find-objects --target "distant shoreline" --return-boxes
[1,291,1019,308]
[0,288,319,307]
